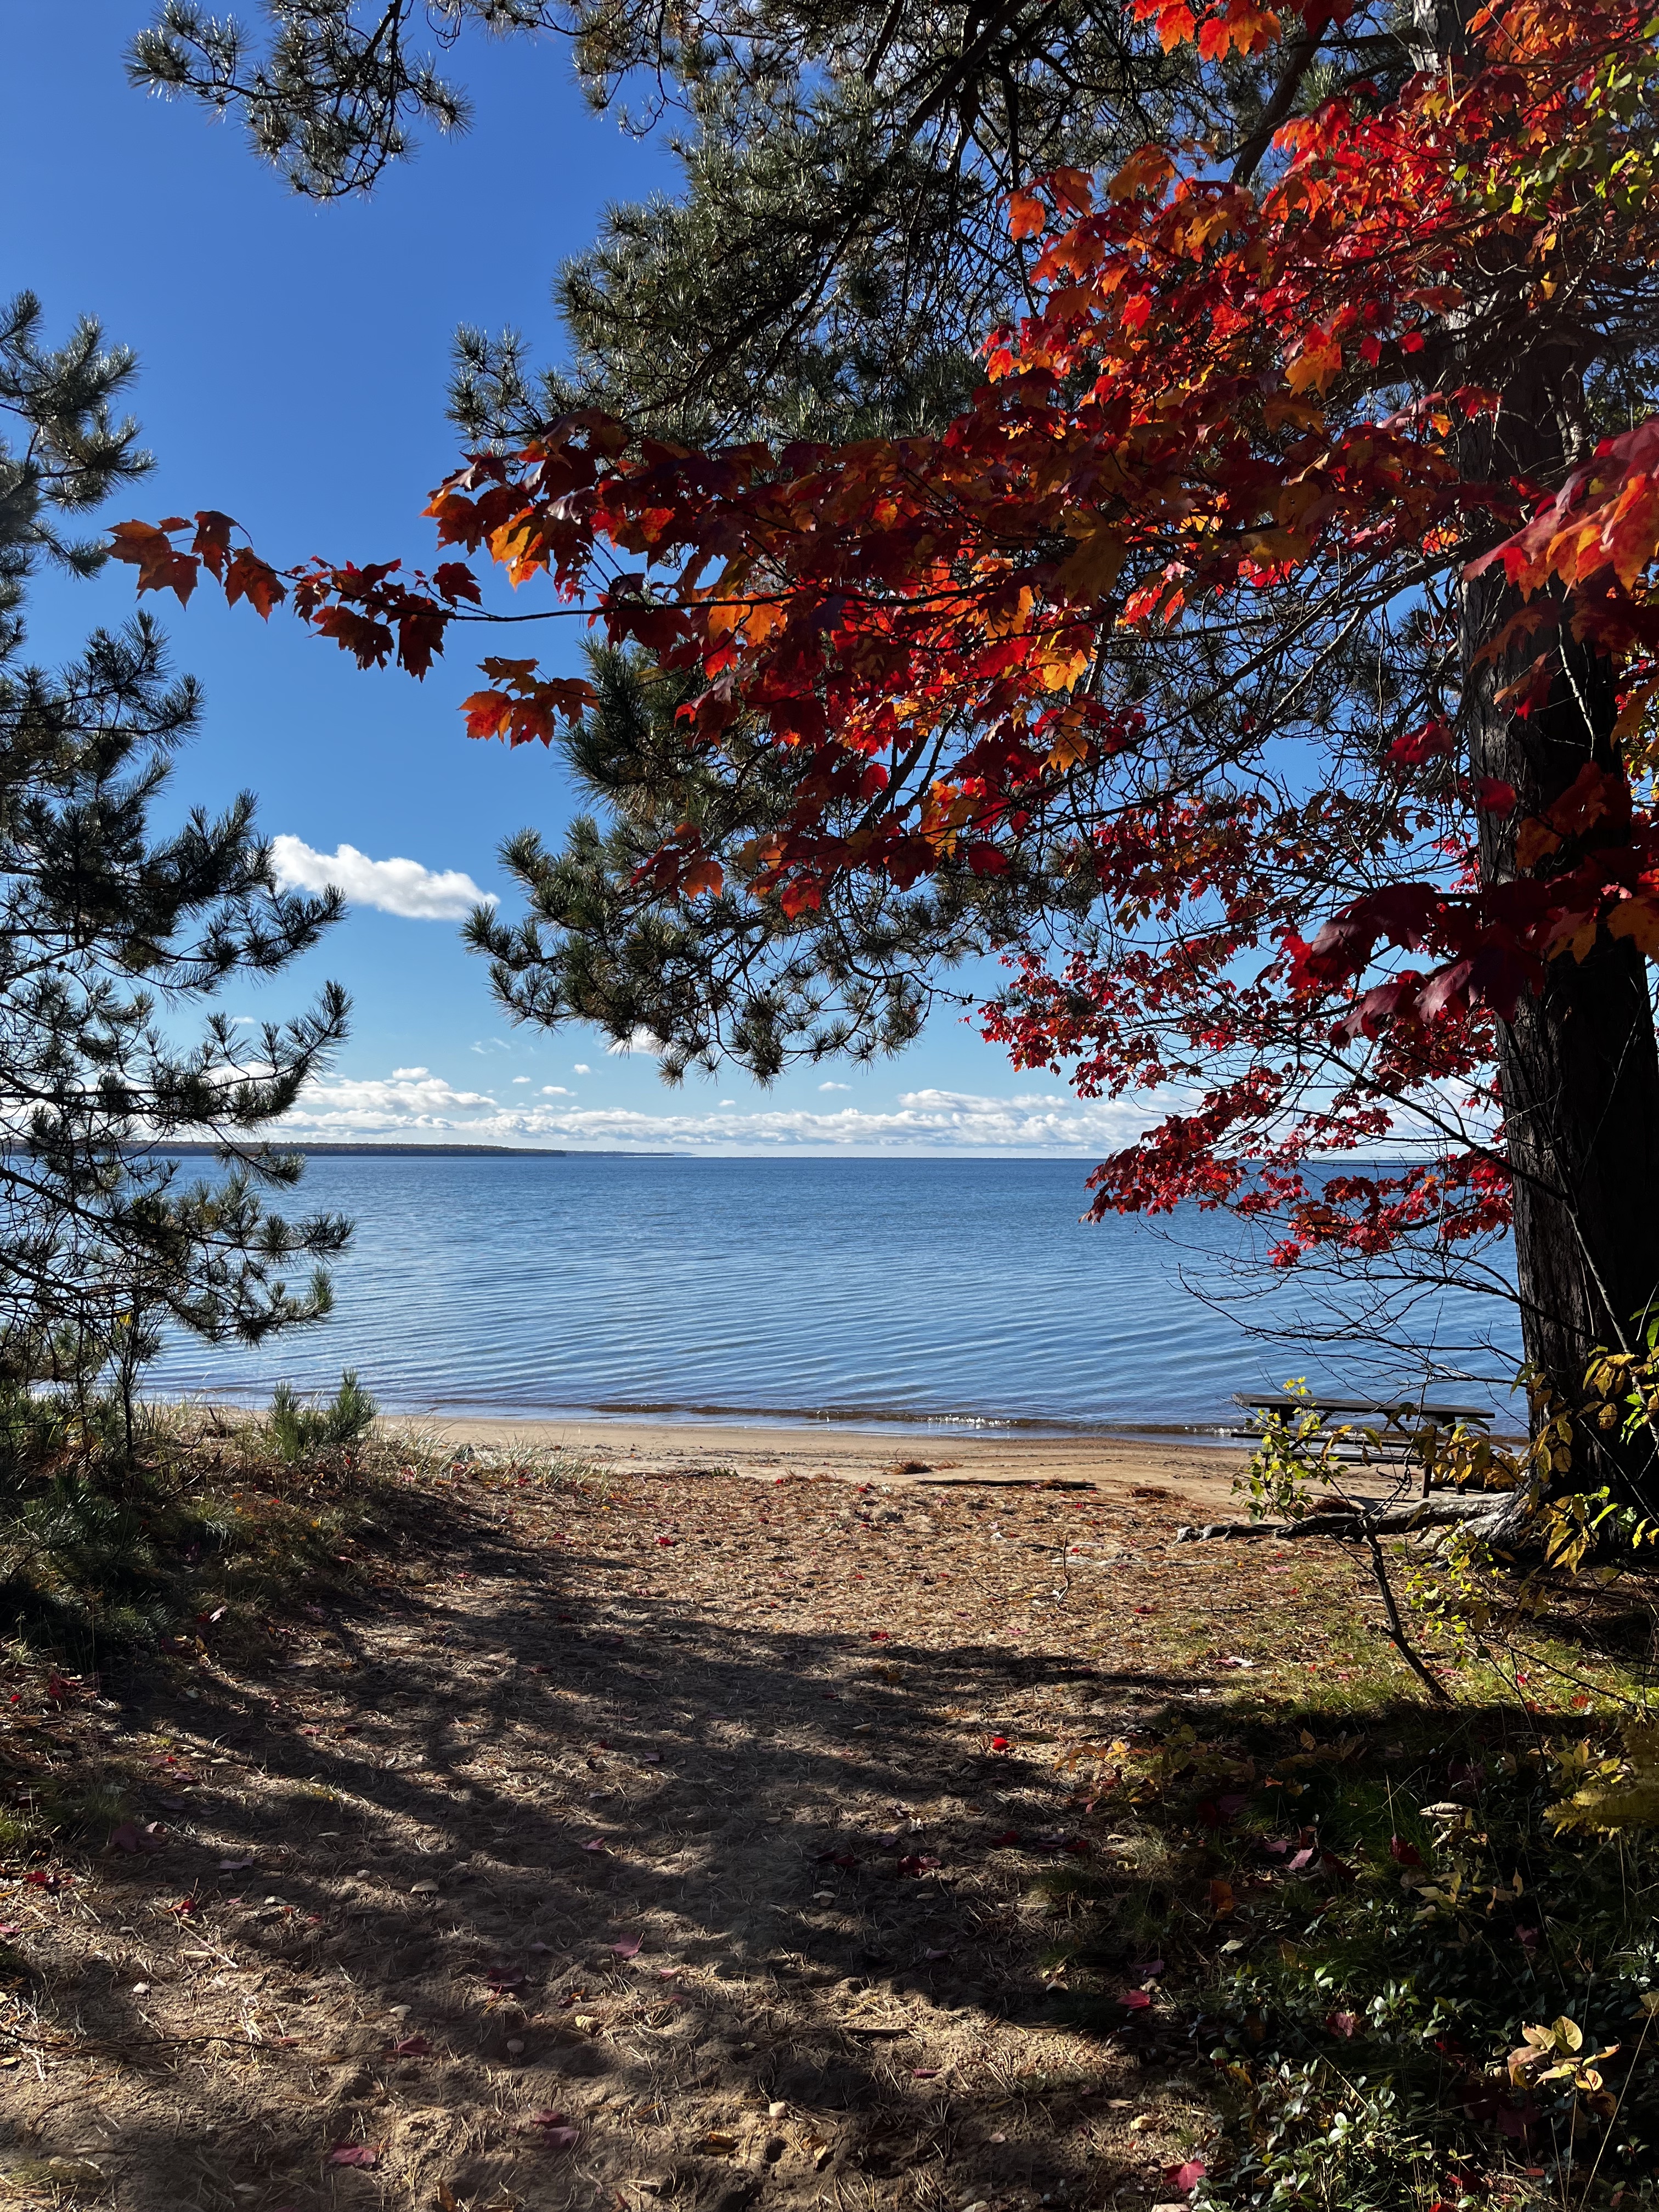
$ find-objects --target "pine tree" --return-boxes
[0,294,350,1440]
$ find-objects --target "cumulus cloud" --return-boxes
[573,1064,592,1075]
[278,1069,498,1133]
[278,1070,1175,1153]
[540,1086,572,1096]
[819,1080,850,1091]
[606,1028,665,1056]
[270,836,494,921]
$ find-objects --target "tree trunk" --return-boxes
[1464,367,1659,1510]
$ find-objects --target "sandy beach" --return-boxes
[376,1409,1251,1516]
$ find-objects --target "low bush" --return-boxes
[265,1367,378,1465]
[1043,1701,1658,2209]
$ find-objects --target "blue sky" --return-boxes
[4,1,1157,1155]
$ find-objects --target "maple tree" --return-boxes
[119,0,1659,1496]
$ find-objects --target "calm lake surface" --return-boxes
[145,1154,1523,1437]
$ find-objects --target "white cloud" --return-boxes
[819,1080,850,1091]
[512,1076,531,1084]
[606,1028,665,1056]
[270,836,494,921]
[277,1069,498,1133]
[540,1086,573,1097]
[278,1071,1176,1153]
[573,1064,592,1075]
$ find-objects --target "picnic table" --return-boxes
[1229,1390,1496,1494]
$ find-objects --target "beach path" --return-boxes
[2,1429,1357,2212]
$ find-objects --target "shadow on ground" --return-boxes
[2,1468,1224,2212]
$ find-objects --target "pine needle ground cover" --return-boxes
[0,1445,1654,2212]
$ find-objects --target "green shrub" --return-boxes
[266,1368,377,1464]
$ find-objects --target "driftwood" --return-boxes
[1175,1489,1533,1545]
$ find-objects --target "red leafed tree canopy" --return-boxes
[116,0,1659,1414]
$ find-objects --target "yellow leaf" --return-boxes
[1109,146,1177,202]
[1607,897,1659,956]
[1039,644,1093,692]
[1286,335,1342,396]
[1053,525,1127,602]
[1046,719,1093,774]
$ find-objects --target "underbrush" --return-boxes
[1044,1568,1659,2212]
[0,1400,612,1877]
[0,1376,391,1670]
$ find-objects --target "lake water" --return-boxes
[144,1154,1523,1438]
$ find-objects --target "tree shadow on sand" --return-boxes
[8,1477,1200,2212]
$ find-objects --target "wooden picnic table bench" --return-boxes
[1229,1390,1496,1493]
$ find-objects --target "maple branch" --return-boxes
[1231,18,1328,187]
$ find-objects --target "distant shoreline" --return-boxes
[139,1142,672,1158]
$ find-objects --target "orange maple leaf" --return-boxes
[108,521,198,605]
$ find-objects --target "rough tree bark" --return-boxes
[1465,361,1659,1511]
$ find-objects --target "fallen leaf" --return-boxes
[1325,2010,1361,2039]
[582,1838,607,1854]
[922,1947,952,1961]
[388,2034,433,2056]
[109,1821,168,1855]
[608,1933,643,1956]
[1208,1877,1235,1917]
[326,2144,381,2168]
[989,1735,1011,1752]
[911,2067,939,2078]
[1119,1989,1153,2010]
[218,1857,256,1872]
[988,1829,1021,1847]
[1389,1835,1424,1868]
[896,1853,940,1876]
[700,2131,740,2153]
[1130,1957,1165,1978]
[1165,2159,1207,2193]
[523,2112,580,2149]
